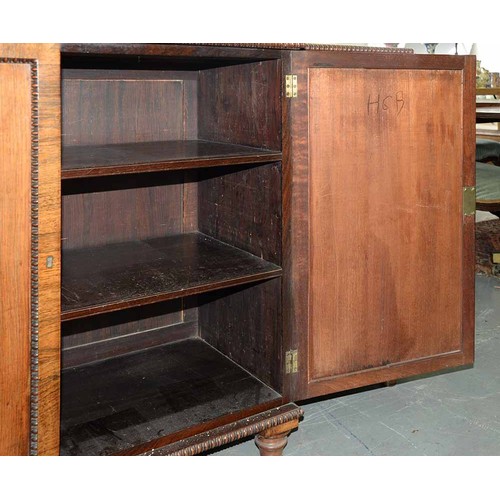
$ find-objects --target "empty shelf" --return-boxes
[62,140,282,178]
[60,338,282,456]
[62,232,282,321]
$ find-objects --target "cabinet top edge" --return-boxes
[60,43,283,59]
[59,43,414,59]
[173,43,414,53]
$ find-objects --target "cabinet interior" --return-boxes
[59,52,283,455]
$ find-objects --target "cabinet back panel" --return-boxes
[61,163,282,364]
[62,172,185,250]
[308,68,464,381]
[61,300,198,368]
[62,70,197,146]
[199,279,282,392]
[198,60,281,150]
[198,163,282,265]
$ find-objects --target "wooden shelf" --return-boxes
[476,87,500,96]
[477,101,500,108]
[476,130,500,141]
[60,338,282,456]
[62,140,282,179]
[61,232,282,321]
[476,106,500,124]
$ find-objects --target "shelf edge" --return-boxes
[61,268,282,322]
[62,152,282,179]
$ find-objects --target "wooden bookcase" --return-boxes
[0,44,476,456]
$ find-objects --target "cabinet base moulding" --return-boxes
[140,404,303,456]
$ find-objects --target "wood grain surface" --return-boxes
[62,140,281,178]
[61,300,195,368]
[461,56,477,366]
[62,77,185,146]
[286,51,475,399]
[0,44,61,455]
[198,162,282,265]
[309,68,464,380]
[0,60,32,456]
[62,171,184,251]
[61,232,282,321]
[198,60,282,150]
[199,279,282,392]
[60,43,283,63]
[142,403,301,456]
[60,338,281,456]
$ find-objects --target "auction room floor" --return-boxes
[213,275,500,455]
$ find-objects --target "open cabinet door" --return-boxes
[0,44,60,455]
[285,49,476,401]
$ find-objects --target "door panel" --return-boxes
[0,61,33,455]
[287,51,476,400]
[309,67,463,380]
[0,44,61,455]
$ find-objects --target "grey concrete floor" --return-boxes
[213,274,500,456]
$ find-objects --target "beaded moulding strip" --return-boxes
[0,57,39,456]
[142,404,304,456]
[191,43,414,54]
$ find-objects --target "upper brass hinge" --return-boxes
[285,75,298,98]
[463,186,476,216]
[285,350,298,374]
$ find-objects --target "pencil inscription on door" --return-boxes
[367,91,405,115]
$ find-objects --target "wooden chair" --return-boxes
[476,138,500,165]
[476,139,500,216]
[476,162,500,217]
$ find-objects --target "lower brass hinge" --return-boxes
[285,75,298,98]
[285,350,298,374]
[463,186,476,216]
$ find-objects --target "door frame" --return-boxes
[0,44,61,455]
[283,49,476,401]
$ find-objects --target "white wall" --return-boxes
[365,43,500,73]
[471,44,500,73]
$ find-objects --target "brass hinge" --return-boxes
[493,253,500,264]
[463,186,476,216]
[285,350,298,374]
[285,75,298,98]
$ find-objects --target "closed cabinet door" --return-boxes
[0,44,60,455]
[285,50,476,401]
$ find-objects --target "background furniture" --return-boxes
[0,43,476,456]
[476,106,500,124]
[475,113,500,216]
[476,138,500,164]
[475,101,500,276]
[476,87,500,141]
[476,87,500,97]
[476,162,500,216]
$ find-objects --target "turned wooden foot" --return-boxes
[255,432,290,456]
[254,418,299,456]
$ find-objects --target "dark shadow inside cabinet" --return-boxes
[59,52,284,455]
